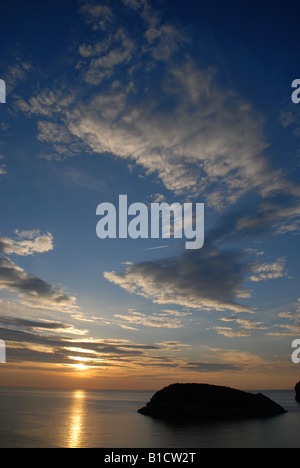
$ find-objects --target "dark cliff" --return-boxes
[138,383,286,421]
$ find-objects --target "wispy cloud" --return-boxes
[67,62,271,208]
[267,299,300,336]
[248,257,288,282]
[0,323,160,368]
[207,196,300,245]
[97,307,191,330]
[113,309,185,329]
[181,362,242,372]
[79,1,114,31]
[13,0,298,212]
[216,317,268,338]
[155,340,191,351]
[0,315,86,336]
[0,155,7,176]
[212,327,252,338]
[0,230,54,256]
[0,314,185,372]
[0,314,261,376]
[104,244,254,313]
[0,256,78,313]
[10,0,300,215]
[104,238,292,316]
[4,60,33,93]
[0,231,78,314]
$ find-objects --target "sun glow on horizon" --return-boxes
[75,363,86,371]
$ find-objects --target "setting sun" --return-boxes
[75,364,86,371]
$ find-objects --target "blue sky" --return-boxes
[0,0,300,389]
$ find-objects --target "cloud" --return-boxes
[97,307,190,330]
[145,23,189,60]
[181,362,242,372]
[268,299,300,336]
[280,106,300,137]
[104,240,291,316]
[0,317,250,375]
[67,61,272,208]
[104,243,253,313]
[121,0,141,10]
[4,61,33,93]
[15,0,298,211]
[237,200,300,234]
[81,29,135,85]
[15,88,75,118]
[114,256,277,339]
[160,309,192,317]
[0,317,181,370]
[0,326,159,367]
[113,309,185,329]
[11,0,300,219]
[0,230,54,256]
[0,155,7,176]
[268,324,300,336]
[205,347,272,372]
[0,315,85,335]
[0,309,273,374]
[37,121,73,145]
[212,327,252,338]
[207,195,300,244]
[55,165,109,192]
[79,1,114,31]
[213,316,268,338]
[217,317,268,339]
[0,256,77,313]
[248,257,288,282]
[0,230,81,314]
[155,340,191,351]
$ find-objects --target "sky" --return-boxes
[0,0,300,390]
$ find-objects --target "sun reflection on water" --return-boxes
[68,390,86,448]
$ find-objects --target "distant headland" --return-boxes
[138,383,287,421]
[295,381,300,402]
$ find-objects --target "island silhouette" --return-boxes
[138,383,287,421]
[295,381,300,402]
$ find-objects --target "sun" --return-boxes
[75,363,86,371]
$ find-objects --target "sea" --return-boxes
[0,387,299,448]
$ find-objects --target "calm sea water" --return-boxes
[0,387,299,448]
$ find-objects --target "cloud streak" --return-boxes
[112,308,188,329]
[0,230,54,256]
[14,0,300,212]
[68,61,272,208]
[104,239,290,317]
[0,256,77,313]
[0,314,247,375]
[0,231,78,314]
[104,244,253,313]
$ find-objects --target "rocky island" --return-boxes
[295,381,300,402]
[138,383,286,421]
